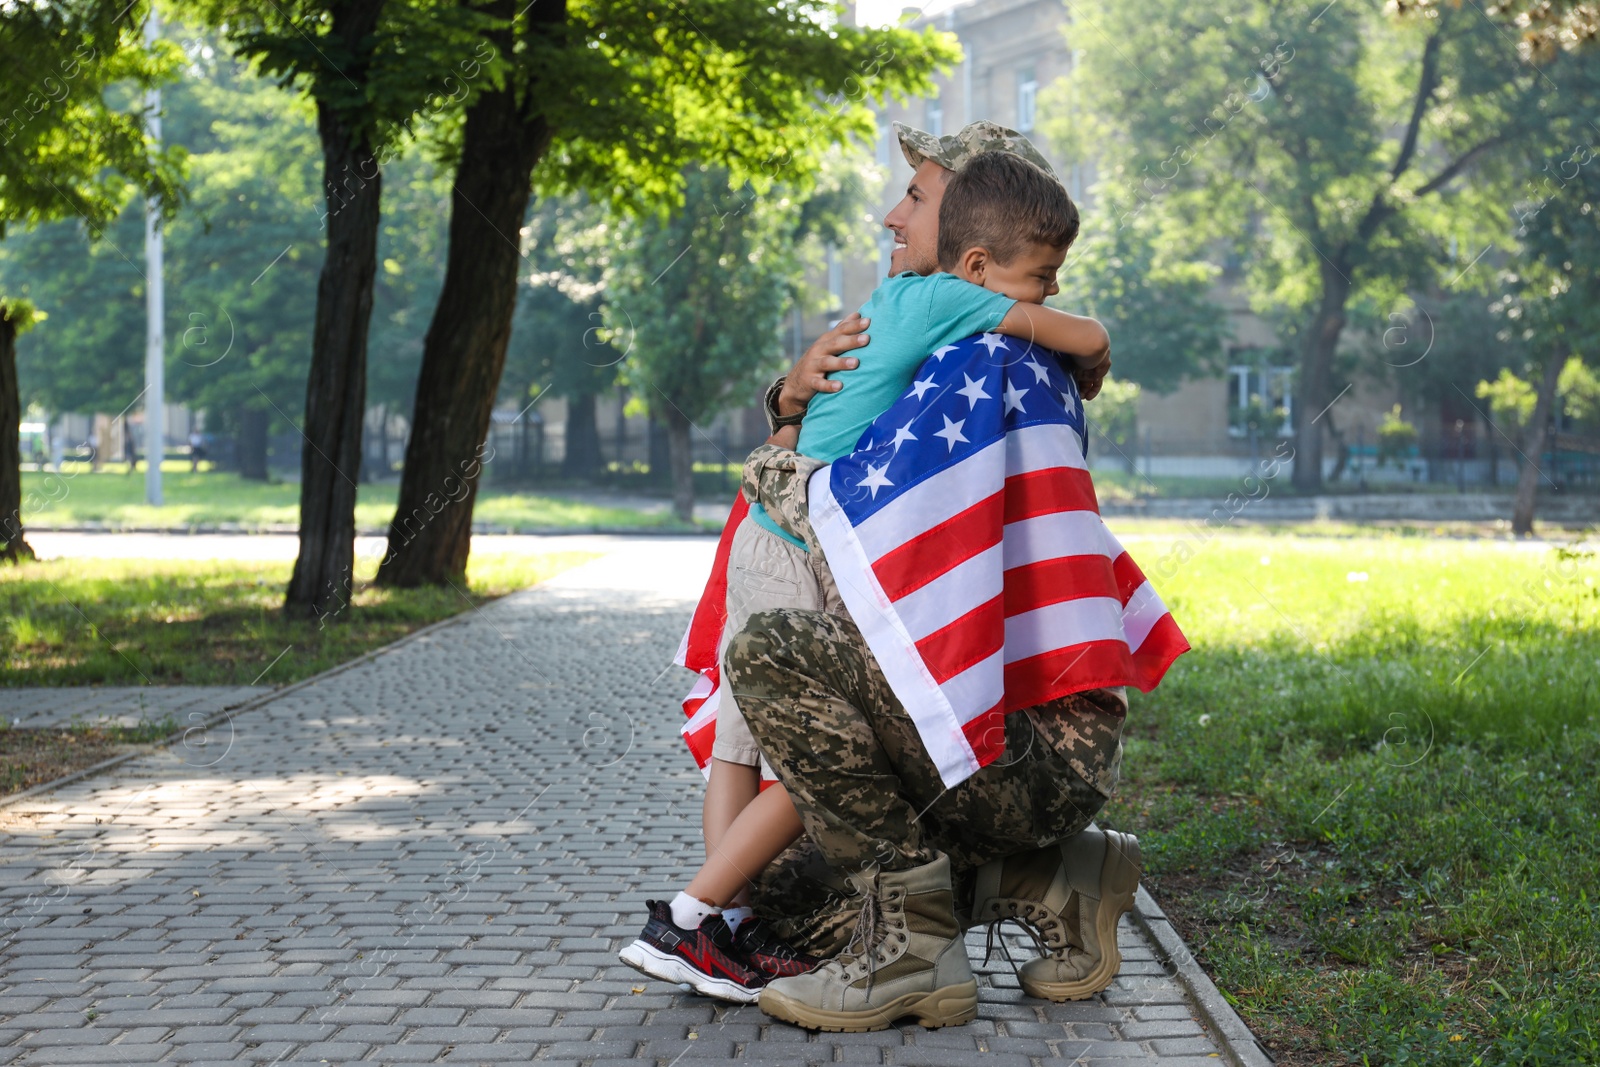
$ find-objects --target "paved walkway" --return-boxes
[7,688,268,731]
[0,540,1225,1065]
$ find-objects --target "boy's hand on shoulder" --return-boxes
[1075,353,1111,402]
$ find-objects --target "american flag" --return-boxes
[675,493,748,776]
[678,332,1188,786]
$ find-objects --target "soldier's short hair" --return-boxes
[936,151,1079,269]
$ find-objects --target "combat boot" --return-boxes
[759,852,978,1032]
[970,829,1141,1001]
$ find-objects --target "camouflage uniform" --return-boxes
[731,444,1127,953]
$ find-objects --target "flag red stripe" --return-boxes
[961,701,1009,767]
[1111,551,1147,605]
[1126,612,1191,691]
[680,494,748,673]
[1001,554,1123,618]
[873,491,1003,602]
[1002,640,1137,713]
[1002,466,1099,525]
[914,594,1005,684]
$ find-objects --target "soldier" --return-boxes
[722,121,1144,1033]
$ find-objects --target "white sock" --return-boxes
[669,892,719,931]
[721,906,754,934]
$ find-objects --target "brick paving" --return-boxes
[0,538,1225,1065]
[6,687,269,731]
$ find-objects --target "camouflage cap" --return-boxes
[893,120,1058,179]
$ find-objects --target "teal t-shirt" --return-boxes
[749,272,1016,548]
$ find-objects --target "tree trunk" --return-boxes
[647,417,670,486]
[662,407,694,524]
[376,0,556,588]
[1511,351,1564,536]
[0,307,36,564]
[285,73,383,616]
[561,391,602,480]
[237,407,269,480]
[1292,266,1353,493]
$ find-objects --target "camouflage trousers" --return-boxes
[725,607,1110,954]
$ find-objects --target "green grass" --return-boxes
[1101,533,1600,1064]
[0,550,598,687]
[20,466,689,531]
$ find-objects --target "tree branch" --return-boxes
[1349,19,1447,249]
[1391,23,1446,186]
[1412,132,1514,198]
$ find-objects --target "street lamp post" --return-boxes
[143,10,164,506]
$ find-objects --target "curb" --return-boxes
[0,583,523,814]
[1132,886,1276,1066]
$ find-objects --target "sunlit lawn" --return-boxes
[1099,529,1600,1064]
[0,550,598,688]
[20,466,687,531]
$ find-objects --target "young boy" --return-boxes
[621,150,1111,1003]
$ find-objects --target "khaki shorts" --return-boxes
[713,515,847,769]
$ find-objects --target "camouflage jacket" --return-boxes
[741,443,827,557]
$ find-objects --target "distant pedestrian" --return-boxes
[189,430,206,472]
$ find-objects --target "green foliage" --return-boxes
[502,196,616,409]
[1476,369,1538,432]
[602,166,799,425]
[528,0,958,212]
[1559,357,1600,428]
[0,1,185,241]
[603,154,873,427]
[1043,118,1231,394]
[1,22,450,428]
[1375,403,1419,466]
[1085,377,1140,455]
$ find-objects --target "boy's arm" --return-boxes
[741,443,826,555]
[995,304,1110,367]
[994,304,1112,399]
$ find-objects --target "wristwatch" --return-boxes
[764,375,807,434]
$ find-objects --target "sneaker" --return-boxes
[732,916,822,982]
[618,901,764,1004]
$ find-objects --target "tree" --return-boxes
[598,167,796,521]
[1496,172,1600,532]
[192,0,493,614]
[374,0,956,586]
[501,196,616,481]
[0,0,183,563]
[1065,0,1547,491]
[1044,187,1231,394]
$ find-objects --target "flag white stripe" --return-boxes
[933,648,1006,722]
[1120,581,1167,651]
[1002,597,1131,664]
[1001,511,1118,572]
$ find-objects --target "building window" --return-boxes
[1016,67,1037,132]
[1227,354,1294,437]
[927,96,943,136]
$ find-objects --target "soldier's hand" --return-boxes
[778,313,870,416]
